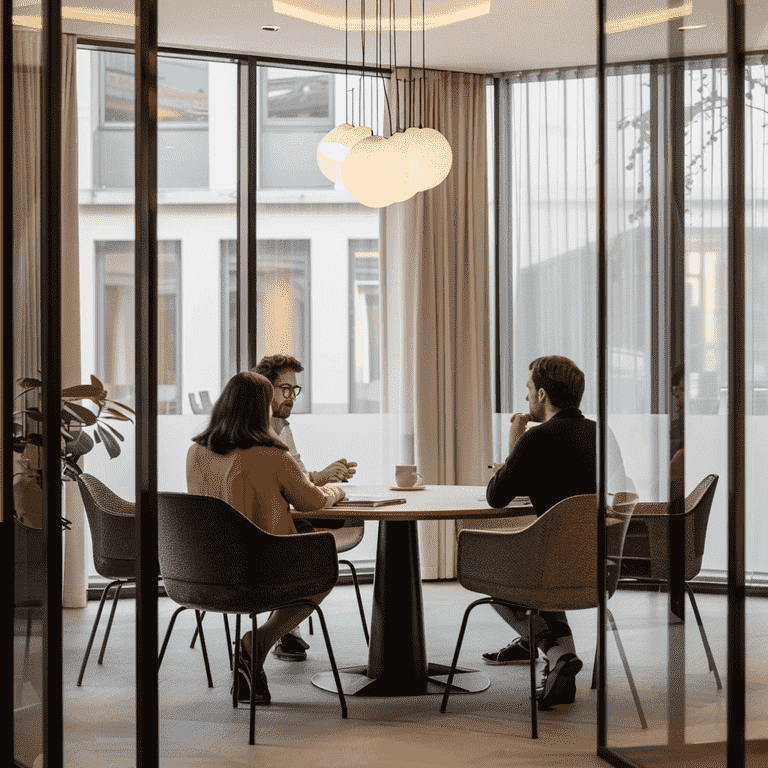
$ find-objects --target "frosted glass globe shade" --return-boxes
[403,127,453,192]
[317,123,371,182]
[341,135,410,208]
[387,131,419,202]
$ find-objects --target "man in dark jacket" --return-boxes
[483,355,626,710]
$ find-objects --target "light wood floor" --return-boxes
[13,582,768,767]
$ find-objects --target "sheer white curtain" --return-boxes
[13,28,84,607]
[380,68,491,579]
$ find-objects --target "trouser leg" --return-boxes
[492,604,574,654]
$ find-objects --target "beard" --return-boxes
[528,404,544,423]
[275,401,293,419]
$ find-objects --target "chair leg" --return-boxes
[158,605,189,670]
[223,614,233,671]
[249,613,260,745]
[606,608,648,730]
[528,609,538,739]
[304,602,348,720]
[77,579,124,686]
[190,610,206,649]
[97,581,124,665]
[685,583,722,690]
[340,559,369,646]
[308,614,314,635]
[233,614,241,709]
[195,610,214,688]
[440,598,486,715]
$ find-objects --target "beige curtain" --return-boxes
[381,69,491,579]
[13,29,84,608]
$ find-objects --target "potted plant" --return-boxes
[12,374,135,527]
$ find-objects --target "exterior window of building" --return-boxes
[349,240,380,413]
[255,239,312,412]
[95,51,210,188]
[259,67,334,188]
[95,240,182,415]
[221,239,238,389]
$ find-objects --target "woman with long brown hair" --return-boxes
[187,371,345,703]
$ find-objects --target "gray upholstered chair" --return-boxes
[199,390,214,413]
[76,473,222,688]
[615,474,721,689]
[441,494,646,738]
[188,392,204,414]
[156,491,348,745]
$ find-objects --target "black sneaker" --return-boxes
[272,632,310,662]
[537,653,581,709]
[482,638,539,665]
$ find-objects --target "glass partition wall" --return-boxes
[597,0,766,766]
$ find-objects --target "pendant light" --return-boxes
[317,0,371,182]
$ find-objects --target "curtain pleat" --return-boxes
[381,69,491,580]
[13,29,84,607]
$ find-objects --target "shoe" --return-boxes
[482,638,539,665]
[537,653,582,709]
[272,632,310,662]
[535,659,576,703]
[230,644,271,705]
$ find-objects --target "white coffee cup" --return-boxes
[395,464,423,488]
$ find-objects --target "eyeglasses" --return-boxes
[277,384,302,399]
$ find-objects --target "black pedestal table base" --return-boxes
[311,663,489,696]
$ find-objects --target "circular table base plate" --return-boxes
[311,663,490,697]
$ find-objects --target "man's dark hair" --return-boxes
[192,371,288,454]
[529,355,585,410]
[253,355,304,384]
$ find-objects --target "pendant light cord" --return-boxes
[393,0,399,133]
[421,0,425,128]
[345,0,349,124]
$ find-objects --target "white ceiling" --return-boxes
[12,0,768,73]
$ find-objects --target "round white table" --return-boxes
[291,484,534,697]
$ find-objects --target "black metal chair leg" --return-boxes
[528,609,538,739]
[340,559,369,645]
[97,581,124,665]
[77,579,125,686]
[249,612,260,745]
[298,601,348,720]
[308,614,313,635]
[195,610,214,688]
[158,605,189,670]
[685,583,722,689]
[607,608,647,730]
[233,614,241,709]
[440,597,487,714]
[223,614,233,670]
[190,610,206,648]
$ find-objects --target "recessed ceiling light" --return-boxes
[606,2,692,34]
[679,24,707,31]
[262,25,281,32]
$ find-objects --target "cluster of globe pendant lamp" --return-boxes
[316,1,453,208]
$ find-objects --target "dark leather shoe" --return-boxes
[231,644,271,705]
[273,632,309,661]
[537,653,581,709]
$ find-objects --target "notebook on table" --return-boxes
[335,496,408,508]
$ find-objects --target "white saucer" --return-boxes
[389,485,426,491]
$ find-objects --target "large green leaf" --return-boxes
[96,425,120,459]
[100,421,124,442]
[66,429,94,460]
[62,384,103,399]
[104,398,136,416]
[18,377,42,388]
[62,402,98,426]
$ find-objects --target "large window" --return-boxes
[95,240,181,415]
[349,240,380,413]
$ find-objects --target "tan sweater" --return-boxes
[186,442,344,537]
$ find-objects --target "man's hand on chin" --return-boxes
[508,412,532,454]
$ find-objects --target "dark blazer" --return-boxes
[486,408,627,517]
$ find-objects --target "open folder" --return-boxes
[334,496,408,507]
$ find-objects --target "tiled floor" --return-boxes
[14,581,768,767]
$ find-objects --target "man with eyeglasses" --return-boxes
[253,354,357,661]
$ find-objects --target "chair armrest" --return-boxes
[250,530,338,589]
